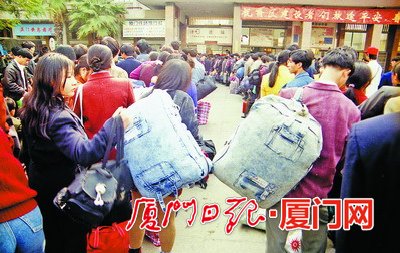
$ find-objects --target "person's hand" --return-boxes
[112,107,132,129]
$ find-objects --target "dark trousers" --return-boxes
[36,191,90,253]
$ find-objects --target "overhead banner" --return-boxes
[241,6,400,25]
[14,24,55,36]
[123,20,165,38]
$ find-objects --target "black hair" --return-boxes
[20,53,73,139]
[322,47,355,75]
[289,49,313,70]
[287,44,300,51]
[101,36,120,58]
[15,48,33,59]
[154,59,191,92]
[391,56,400,62]
[160,44,174,53]
[170,40,180,51]
[120,43,135,56]
[149,51,159,61]
[21,41,35,50]
[55,45,77,61]
[73,44,88,60]
[251,53,259,61]
[74,54,90,74]
[11,46,22,56]
[87,44,113,72]
[346,61,371,89]
[136,39,149,54]
[269,50,290,87]
[5,97,16,112]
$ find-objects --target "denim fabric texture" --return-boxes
[213,92,323,209]
[124,89,213,210]
[0,206,45,253]
[285,71,314,88]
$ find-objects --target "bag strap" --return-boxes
[292,87,309,117]
[101,115,124,168]
[293,87,305,103]
[72,85,83,123]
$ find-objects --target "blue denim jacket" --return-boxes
[285,71,314,88]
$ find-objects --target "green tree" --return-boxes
[0,0,44,30]
[68,0,126,45]
[45,0,69,44]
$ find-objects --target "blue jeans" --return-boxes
[0,206,45,253]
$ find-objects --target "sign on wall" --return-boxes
[123,20,165,38]
[241,6,400,25]
[250,28,285,47]
[14,24,55,36]
[186,28,232,45]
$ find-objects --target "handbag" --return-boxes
[53,115,133,228]
[124,89,213,211]
[196,75,217,100]
[87,221,129,253]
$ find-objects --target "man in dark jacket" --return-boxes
[336,112,400,253]
[1,48,32,104]
[116,43,141,76]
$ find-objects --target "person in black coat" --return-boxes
[20,52,131,253]
[336,112,400,253]
[1,48,32,103]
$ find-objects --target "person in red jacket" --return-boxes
[0,86,45,253]
[74,44,135,140]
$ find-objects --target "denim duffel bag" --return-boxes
[124,89,213,210]
[213,88,323,209]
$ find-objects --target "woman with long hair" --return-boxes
[260,50,294,97]
[20,52,130,253]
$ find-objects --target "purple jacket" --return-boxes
[279,82,361,199]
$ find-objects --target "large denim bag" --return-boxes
[124,89,213,210]
[213,88,323,209]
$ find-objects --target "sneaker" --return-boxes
[145,230,161,247]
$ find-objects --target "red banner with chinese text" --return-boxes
[241,6,400,25]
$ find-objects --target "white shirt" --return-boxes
[14,59,27,90]
[365,60,383,98]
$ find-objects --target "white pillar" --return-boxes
[232,4,242,54]
[165,3,175,46]
[371,24,383,48]
[301,22,312,49]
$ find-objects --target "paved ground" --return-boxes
[141,83,335,253]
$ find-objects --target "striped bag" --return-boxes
[197,100,211,125]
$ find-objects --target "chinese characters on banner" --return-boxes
[186,28,233,45]
[13,24,55,36]
[241,6,400,25]
[123,20,165,38]
[126,197,374,234]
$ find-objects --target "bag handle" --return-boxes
[292,87,309,117]
[72,85,83,123]
[293,87,305,103]
[101,115,124,169]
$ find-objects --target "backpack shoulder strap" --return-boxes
[293,87,305,103]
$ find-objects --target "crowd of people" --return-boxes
[0,36,399,253]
